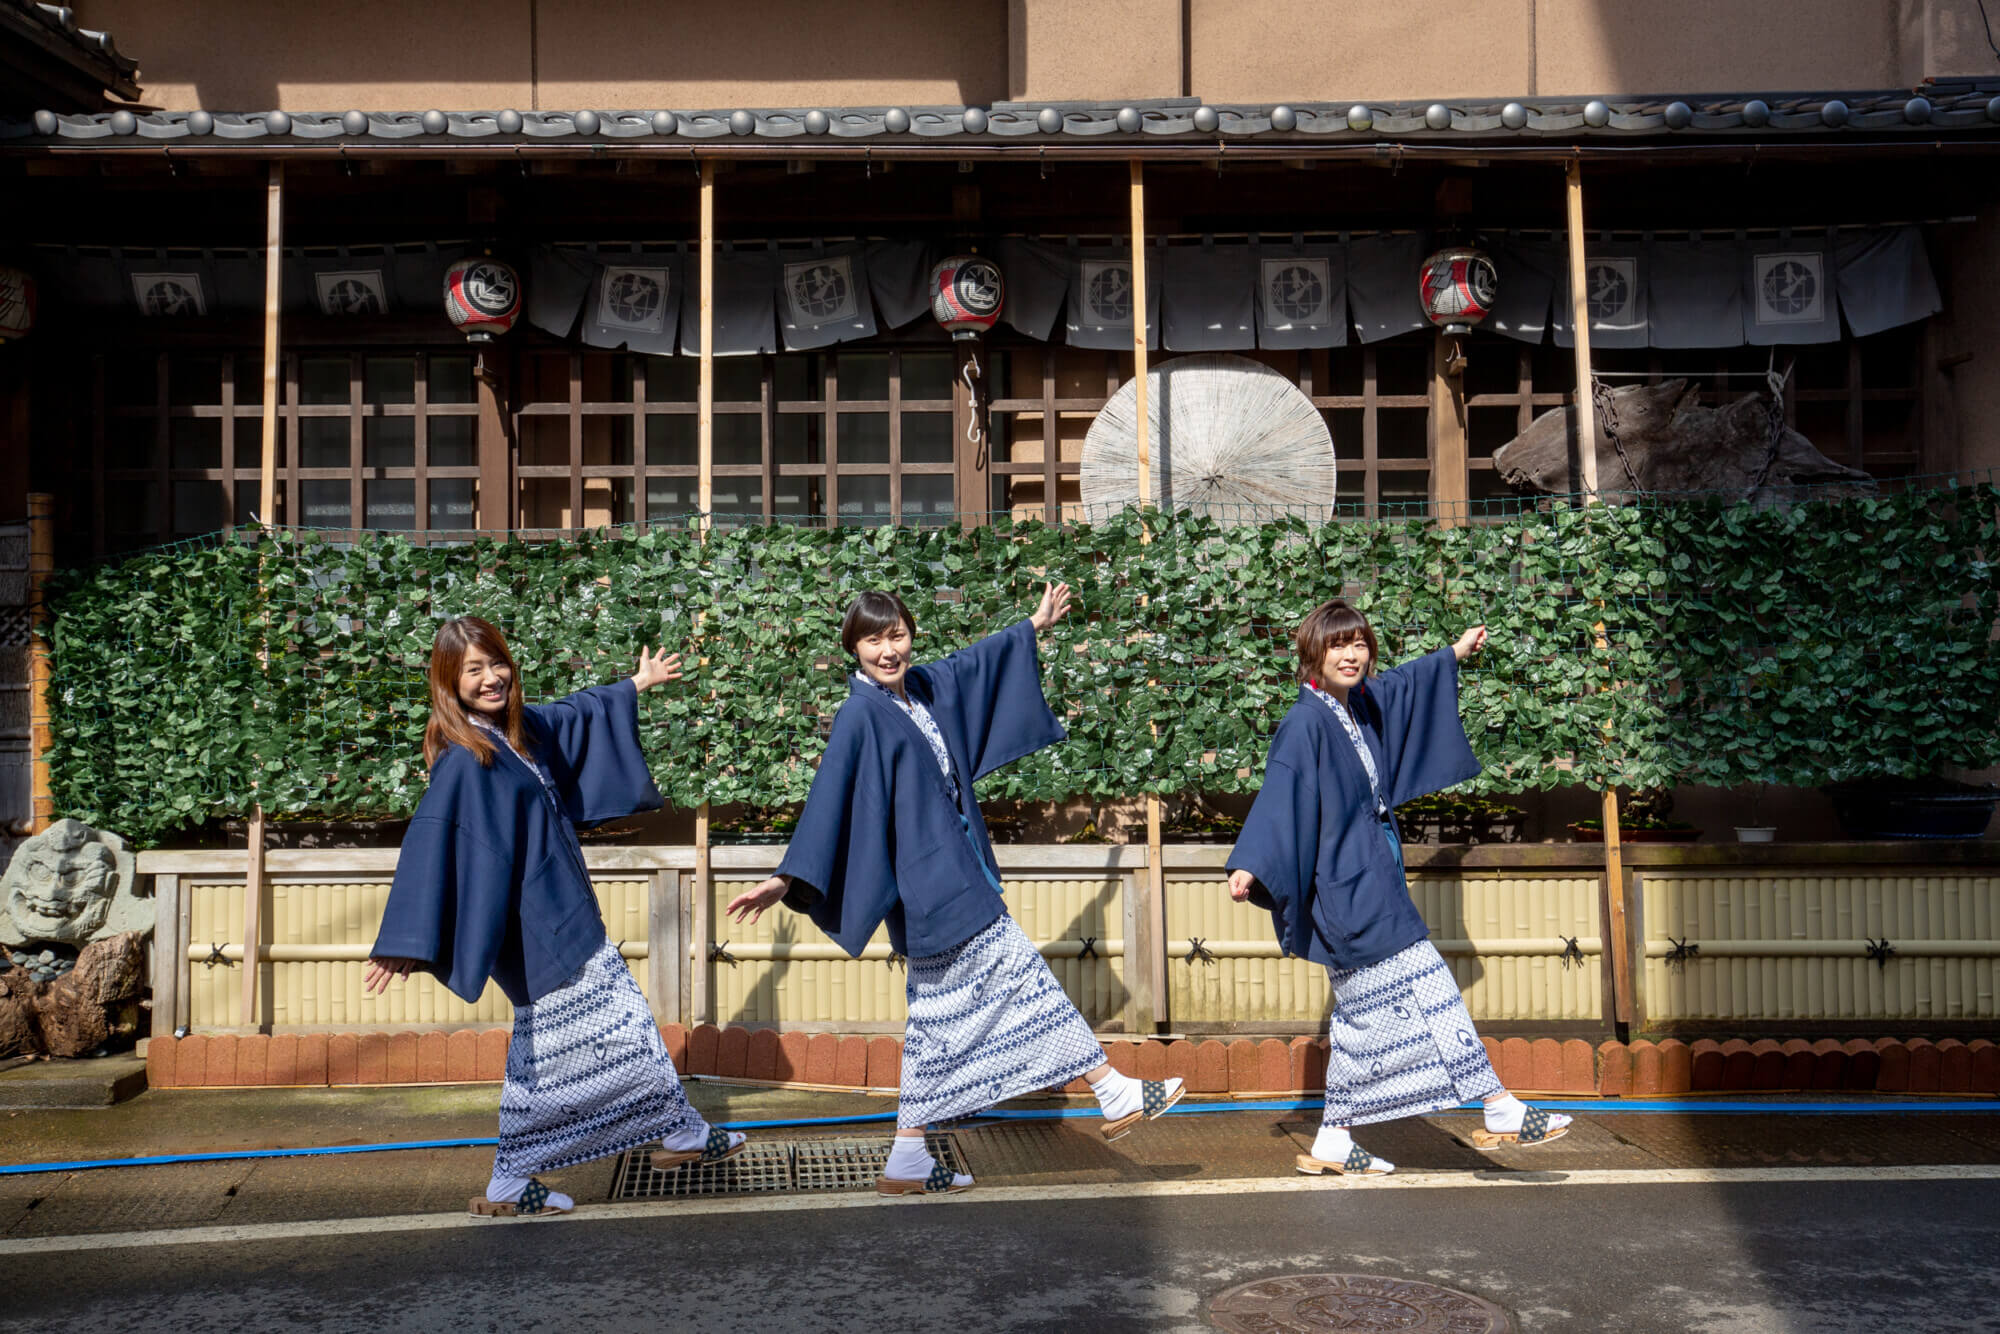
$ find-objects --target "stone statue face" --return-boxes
[2,819,137,949]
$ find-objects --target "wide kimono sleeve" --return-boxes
[525,677,664,823]
[1224,720,1320,960]
[773,705,897,958]
[372,751,524,1004]
[917,617,1066,780]
[1364,646,1482,807]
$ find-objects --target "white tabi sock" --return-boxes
[885,1134,938,1180]
[661,1120,714,1152]
[484,1172,574,1212]
[1311,1125,1393,1172]
[1090,1068,1143,1121]
[1483,1093,1526,1133]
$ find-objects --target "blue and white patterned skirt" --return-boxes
[898,913,1105,1129]
[494,939,706,1177]
[1323,939,1503,1127]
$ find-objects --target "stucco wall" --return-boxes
[1008,0,1182,102]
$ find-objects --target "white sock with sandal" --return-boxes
[1483,1092,1571,1138]
[484,1172,574,1212]
[1311,1125,1394,1172]
[1090,1068,1142,1121]
[885,1134,971,1186]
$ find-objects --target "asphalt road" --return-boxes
[7,1171,2000,1332]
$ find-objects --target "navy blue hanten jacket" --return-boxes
[777,618,1065,959]
[1228,649,1480,971]
[375,679,662,1005]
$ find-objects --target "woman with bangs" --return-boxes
[366,616,744,1218]
[1227,599,1570,1177]
[726,586,1185,1197]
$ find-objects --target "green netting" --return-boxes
[44,474,2000,846]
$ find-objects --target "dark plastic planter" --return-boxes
[710,830,794,846]
[1823,783,2000,840]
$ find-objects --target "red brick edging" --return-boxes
[144,1029,2000,1097]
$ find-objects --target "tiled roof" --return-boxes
[9,87,2000,146]
[3,2,140,100]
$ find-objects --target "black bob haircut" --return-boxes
[840,591,917,656]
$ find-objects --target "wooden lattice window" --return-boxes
[512,347,960,531]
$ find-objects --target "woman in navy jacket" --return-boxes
[1227,599,1570,1176]
[727,585,1184,1196]
[367,616,744,1218]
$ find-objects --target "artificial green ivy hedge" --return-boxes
[45,484,2000,846]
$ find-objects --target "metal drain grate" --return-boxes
[609,1134,967,1201]
[793,1134,966,1192]
[610,1141,794,1200]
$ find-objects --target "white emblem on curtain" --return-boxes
[783,255,859,327]
[1261,257,1332,327]
[597,267,670,333]
[315,269,388,315]
[130,272,206,316]
[1751,252,1824,325]
[1584,257,1638,326]
[1080,260,1135,326]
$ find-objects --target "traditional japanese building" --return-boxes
[2,0,1998,558]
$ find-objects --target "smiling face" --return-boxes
[456,646,513,717]
[852,618,915,692]
[1316,632,1373,696]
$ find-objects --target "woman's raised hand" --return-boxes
[1227,869,1256,902]
[1030,581,1074,634]
[632,644,684,693]
[1452,624,1488,662]
[726,874,790,926]
[363,956,418,995]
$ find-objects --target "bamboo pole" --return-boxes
[1564,160,1631,1026]
[243,163,284,1033]
[26,492,51,834]
[1563,159,1600,502]
[691,159,716,1028]
[1130,161,1167,1033]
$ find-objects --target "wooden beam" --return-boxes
[691,804,711,1026]
[26,492,52,833]
[1563,160,1600,501]
[1431,332,1469,526]
[1604,788,1633,1029]
[1130,160,1168,1032]
[699,160,715,528]
[242,807,266,1030]
[258,164,283,526]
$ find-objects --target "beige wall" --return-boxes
[1008,0,1182,102]
[86,0,1994,112]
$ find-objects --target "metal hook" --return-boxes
[1038,146,1046,179]
[865,146,872,179]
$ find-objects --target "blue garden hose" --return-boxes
[1,1095,1995,1177]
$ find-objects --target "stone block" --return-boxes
[835,1036,869,1087]
[867,1036,902,1089]
[236,1034,269,1086]
[715,1025,750,1079]
[1876,1039,1911,1092]
[1690,1039,1726,1090]
[1841,1038,1880,1089]
[805,1032,839,1085]
[1936,1038,1972,1093]
[416,1031,448,1083]
[445,1029,478,1082]
[327,1033,357,1086]
[687,1024,721,1076]
[1597,1040,1631,1096]
[1657,1039,1693,1094]
[146,1034,178,1089]
[1629,1040,1660,1094]
[1530,1038,1562,1091]
[745,1029,780,1082]
[1560,1039,1595,1092]
[355,1032,389,1085]
[386,1032,418,1085]
[296,1033,329,1086]
[660,1023,687,1070]
[476,1028,509,1081]
[777,1031,808,1082]
[1258,1039,1291,1092]
[1193,1039,1229,1093]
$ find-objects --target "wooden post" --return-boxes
[1603,788,1631,1028]
[1129,161,1169,1032]
[240,164,285,1033]
[150,873,182,1038]
[26,492,51,834]
[1563,160,1600,502]
[691,158,716,1028]
[647,868,681,1025]
[1431,333,1469,527]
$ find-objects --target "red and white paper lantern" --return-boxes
[0,267,36,342]
[443,256,520,342]
[1418,246,1497,335]
[929,254,1003,340]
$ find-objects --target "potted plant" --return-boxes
[1732,786,1776,843]
[709,804,800,846]
[1159,794,1244,844]
[1399,792,1527,845]
[1570,789,1702,843]
[1821,776,2000,840]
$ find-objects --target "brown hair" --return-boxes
[840,591,917,656]
[1294,599,1378,686]
[423,616,535,769]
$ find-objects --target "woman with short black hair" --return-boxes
[1227,598,1570,1176]
[727,585,1185,1196]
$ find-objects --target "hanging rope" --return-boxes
[1865,937,1898,971]
[1076,936,1099,961]
[1745,353,1796,497]
[1185,937,1216,965]
[961,349,984,449]
[708,942,738,967]
[1558,935,1585,970]
[1666,936,1701,969]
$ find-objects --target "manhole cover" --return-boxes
[609,1134,967,1200]
[1208,1273,1512,1333]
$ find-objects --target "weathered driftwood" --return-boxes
[1491,379,1874,502]
[0,932,146,1059]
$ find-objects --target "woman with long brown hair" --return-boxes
[366,616,742,1218]
[1227,599,1570,1176]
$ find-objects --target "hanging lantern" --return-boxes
[443,255,521,342]
[1418,246,1497,335]
[0,267,36,342]
[929,254,1004,340]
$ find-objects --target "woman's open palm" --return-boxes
[632,645,684,692]
[1030,581,1073,633]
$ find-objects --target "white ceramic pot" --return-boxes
[1733,826,1777,843]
